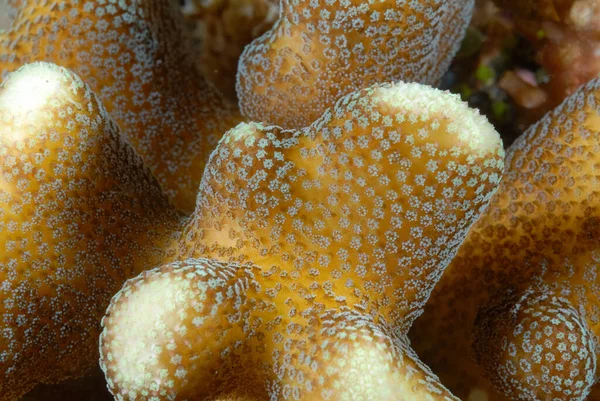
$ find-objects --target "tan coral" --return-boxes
[0,0,242,213]
[473,285,596,400]
[411,77,600,401]
[181,0,279,100]
[100,80,505,400]
[236,0,475,129]
[0,62,184,401]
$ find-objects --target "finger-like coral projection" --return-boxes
[0,62,183,401]
[100,81,505,400]
[473,285,596,400]
[411,77,600,401]
[0,0,241,213]
[181,0,279,100]
[236,0,476,129]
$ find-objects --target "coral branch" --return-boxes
[473,284,596,400]
[236,0,475,128]
[412,77,600,400]
[0,0,242,213]
[0,62,183,400]
[101,80,504,400]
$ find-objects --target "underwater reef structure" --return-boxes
[236,0,475,128]
[3,0,600,400]
[100,78,503,399]
[1,62,504,400]
[0,0,480,399]
[0,0,477,212]
[0,0,242,213]
[411,77,600,400]
[0,62,184,401]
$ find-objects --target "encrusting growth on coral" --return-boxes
[0,62,184,401]
[236,0,476,129]
[100,79,505,399]
[0,0,242,213]
[411,77,600,401]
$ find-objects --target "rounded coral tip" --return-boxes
[0,62,182,401]
[473,287,597,401]
[368,82,503,157]
[100,259,261,401]
[236,0,475,129]
[0,0,242,213]
[0,62,70,117]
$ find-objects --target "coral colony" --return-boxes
[0,1,598,401]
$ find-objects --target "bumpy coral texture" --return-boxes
[0,0,241,213]
[0,62,184,401]
[412,77,600,401]
[236,0,475,129]
[181,0,279,100]
[100,80,505,400]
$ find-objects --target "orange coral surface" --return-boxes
[6,0,600,400]
[412,77,600,401]
[0,62,184,400]
[236,0,475,128]
[101,79,504,400]
[0,0,242,213]
[0,62,504,400]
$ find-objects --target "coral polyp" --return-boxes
[236,0,475,128]
[100,79,504,400]
[0,0,242,213]
[411,77,600,401]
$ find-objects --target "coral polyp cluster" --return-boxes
[4,0,600,400]
[101,79,504,400]
[0,59,504,399]
[0,0,483,399]
[0,62,183,400]
[0,0,242,213]
[236,0,475,128]
[411,77,600,401]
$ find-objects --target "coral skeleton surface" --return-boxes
[100,79,504,399]
[236,0,475,129]
[0,0,242,213]
[412,77,600,401]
